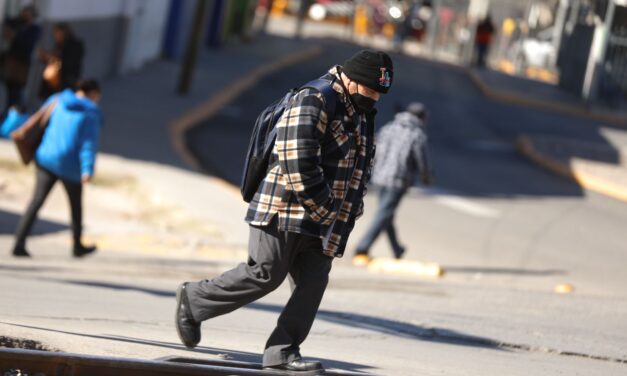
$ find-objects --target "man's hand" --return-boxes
[81,174,92,184]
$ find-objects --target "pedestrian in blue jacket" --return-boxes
[12,79,102,258]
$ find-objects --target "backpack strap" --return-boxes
[301,78,337,121]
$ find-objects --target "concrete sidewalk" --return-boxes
[518,134,627,203]
[468,68,627,204]
[0,138,248,259]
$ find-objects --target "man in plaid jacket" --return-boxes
[175,50,393,373]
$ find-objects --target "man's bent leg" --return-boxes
[185,218,292,323]
[263,234,332,367]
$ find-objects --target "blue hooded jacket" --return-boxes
[35,89,102,182]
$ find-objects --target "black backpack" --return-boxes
[240,78,337,203]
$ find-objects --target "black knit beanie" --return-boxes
[342,50,393,94]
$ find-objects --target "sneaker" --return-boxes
[12,246,31,258]
[394,246,406,260]
[73,244,97,258]
[352,254,371,267]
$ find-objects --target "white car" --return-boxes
[518,27,556,68]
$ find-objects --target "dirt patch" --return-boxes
[0,159,29,173]
[0,337,56,352]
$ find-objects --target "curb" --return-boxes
[467,69,627,128]
[367,258,445,278]
[517,135,627,204]
[169,45,323,172]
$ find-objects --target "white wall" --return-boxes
[45,0,126,21]
[40,0,170,73]
[119,0,170,72]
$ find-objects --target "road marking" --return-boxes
[434,195,501,218]
[408,187,501,218]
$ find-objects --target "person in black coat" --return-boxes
[3,6,41,110]
[38,23,85,99]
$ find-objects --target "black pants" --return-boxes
[14,166,83,249]
[185,217,333,367]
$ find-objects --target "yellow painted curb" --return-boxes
[170,45,324,172]
[467,69,627,128]
[517,136,627,204]
[368,258,444,278]
[554,283,575,294]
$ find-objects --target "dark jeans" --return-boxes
[185,217,333,367]
[355,187,406,257]
[476,44,489,67]
[14,166,83,250]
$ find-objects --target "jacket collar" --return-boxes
[326,65,358,118]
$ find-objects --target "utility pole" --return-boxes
[177,0,210,95]
[582,0,616,101]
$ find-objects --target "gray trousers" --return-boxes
[185,217,333,367]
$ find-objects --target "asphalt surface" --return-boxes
[1,254,626,376]
[1,36,627,375]
[187,37,627,296]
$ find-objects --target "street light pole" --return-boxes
[177,0,210,95]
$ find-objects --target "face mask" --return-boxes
[351,93,376,114]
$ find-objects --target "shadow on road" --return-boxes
[0,321,372,374]
[44,278,510,353]
[443,266,567,277]
[0,209,67,235]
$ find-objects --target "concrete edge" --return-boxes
[467,69,627,128]
[517,135,627,204]
[367,258,445,279]
[168,45,324,174]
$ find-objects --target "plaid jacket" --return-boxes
[245,66,376,257]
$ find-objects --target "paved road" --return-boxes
[187,38,627,297]
[1,253,626,376]
[2,37,627,375]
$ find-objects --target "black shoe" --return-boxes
[175,283,201,348]
[264,359,324,374]
[73,244,97,258]
[394,246,406,260]
[12,246,31,258]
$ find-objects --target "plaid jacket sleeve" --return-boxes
[276,89,337,224]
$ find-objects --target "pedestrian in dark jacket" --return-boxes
[3,6,41,111]
[12,79,102,258]
[353,102,433,264]
[475,15,495,67]
[38,22,85,99]
[175,50,393,373]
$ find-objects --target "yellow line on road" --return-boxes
[517,136,627,204]
[467,69,627,128]
[170,45,324,172]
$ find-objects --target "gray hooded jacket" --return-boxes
[370,111,432,189]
